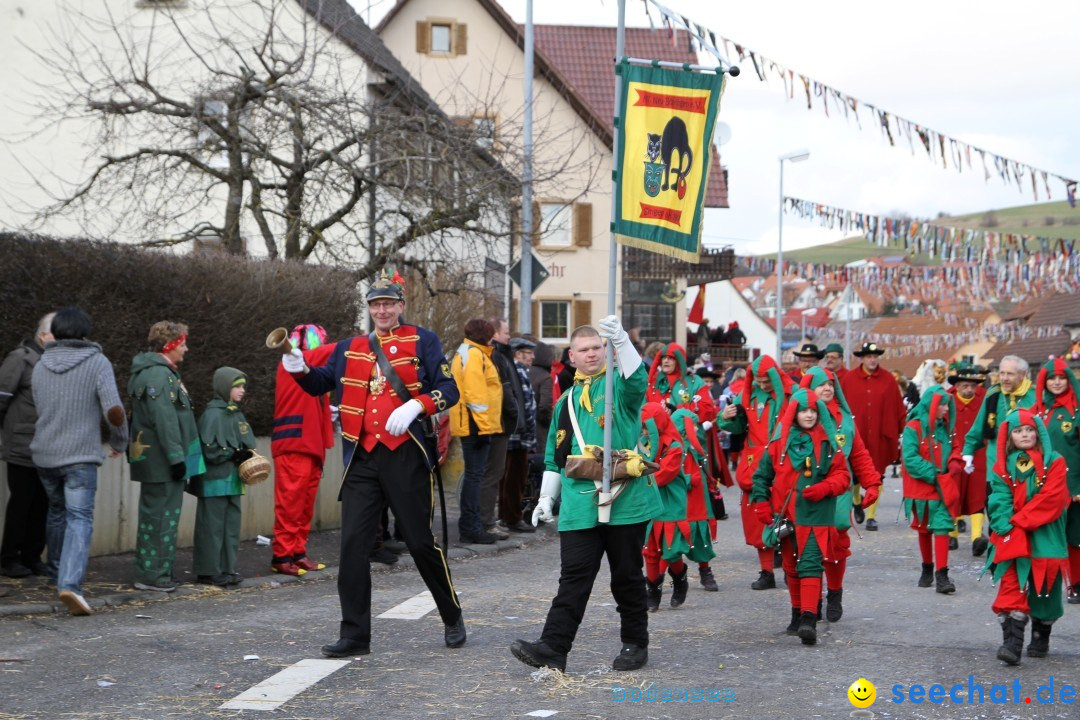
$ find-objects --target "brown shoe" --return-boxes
[271,561,307,577]
[294,557,326,572]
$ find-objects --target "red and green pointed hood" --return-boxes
[670,406,707,462]
[799,367,855,453]
[770,388,835,469]
[1035,357,1080,418]
[799,366,852,415]
[993,408,1059,483]
[907,385,955,435]
[647,342,691,397]
[745,354,793,429]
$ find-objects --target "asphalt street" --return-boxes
[2,481,1078,720]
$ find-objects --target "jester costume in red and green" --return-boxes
[750,390,849,642]
[800,368,881,619]
[984,410,1070,663]
[640,403,689,574]
[717,355,793,583]
[902,386,960,589]
[1033,359,1080,599]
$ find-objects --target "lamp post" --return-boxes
[776,149,810,360]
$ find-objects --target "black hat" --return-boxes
[366,267,405,302]
[852,342,885,357]
[947,362,987,384]
[695,366,720,379]
[509,337,537,352]
[793,343,825,359]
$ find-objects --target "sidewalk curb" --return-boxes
[0,525,557,618]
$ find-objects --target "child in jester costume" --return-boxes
[799,368,882,622]
[646,343,724,592]
[189,367,256,586]
[984,410,1070,665]
[717,354,793,590]
[901,386,960,594]
[750,389,850,645]
[640,402,689,611]
[663,407,718,602]
[1033,358,1080,604]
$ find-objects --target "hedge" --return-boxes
[0,233,359,434]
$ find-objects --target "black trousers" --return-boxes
[1,462,47,567]
[541,521,649,655]
[338,441,460,642]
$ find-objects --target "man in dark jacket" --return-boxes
[0,312,54,578]
[483,318,523,539]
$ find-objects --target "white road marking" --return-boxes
[220,658,350,711]
[376,590,437,619]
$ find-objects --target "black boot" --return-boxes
[751,570,776,590]
[826,589,843,622]
[1028,619,1052,658]
[646,578,662,612]
[852,500,865,525]
[918,562,934,588]
[785,606,801,635]
[948,536,959,551]
[612,642,648,671]
[798,611,818,645]
[1069,583,1080,605]
[670,567,689,608]
[972,537,989,557]
[996,614,1026,666]
[511,639,568,673]
[699,565,718,592]
[935,568,956,594]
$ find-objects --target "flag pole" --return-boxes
[599,0,627,520]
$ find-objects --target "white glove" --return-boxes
[962,454,975,474]
[531,470,562,525]
[386,398,423,435]
[597,314,642,378]
[330,405,340,424]
[282,348,307,374]
[702,420,714,431]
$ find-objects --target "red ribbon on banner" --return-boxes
[639,203,683,225]
[633,90,707,114]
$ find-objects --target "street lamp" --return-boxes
[776,149,810,360]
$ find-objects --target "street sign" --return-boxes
[508,252,550,291]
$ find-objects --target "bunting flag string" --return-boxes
[642,0,1077,202]
[783,195,1080,268]
[813,322,1066,358]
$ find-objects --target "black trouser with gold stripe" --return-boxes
[338,441,460,643]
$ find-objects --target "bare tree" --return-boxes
[15,0,599,283]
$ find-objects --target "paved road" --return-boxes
[2,483,1078,719]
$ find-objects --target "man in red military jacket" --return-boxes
[271,324,335,577]
[284,269,462,659]
[840,342,905,531]
[947,363,989,556]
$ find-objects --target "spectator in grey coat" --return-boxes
[0,311,54,579]
[30,307,128,616]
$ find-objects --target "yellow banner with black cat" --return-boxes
[613,61,725,263]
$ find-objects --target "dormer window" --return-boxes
[416,19,467,57]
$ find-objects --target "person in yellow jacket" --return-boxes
[450,319,504,544]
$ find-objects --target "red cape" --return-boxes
[840,365,905,474]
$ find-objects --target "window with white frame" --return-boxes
[430,24,452,53]
[540,301,570,342]
[540,202,571,247]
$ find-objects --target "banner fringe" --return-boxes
[616,234,701,264]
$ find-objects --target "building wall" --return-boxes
[692,280,775,358]
[378,0,618,338]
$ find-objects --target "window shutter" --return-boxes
[531,301,540,338]
[510,298,519,329]
[416,21,430,54]
[455,23,468,55]
[573,299,592,331]
[573,201,592,247]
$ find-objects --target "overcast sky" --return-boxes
[358,0,1078,257]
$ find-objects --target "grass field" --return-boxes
[772,200,1080,266]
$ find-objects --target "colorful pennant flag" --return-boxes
[687,283,706,323]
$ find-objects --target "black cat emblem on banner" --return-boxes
[643,117,693,200]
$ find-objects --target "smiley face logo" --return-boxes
[848,678,876,709]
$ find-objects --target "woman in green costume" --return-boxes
[985,409,1070,665]
[1033,358,1080,603]
[190,367,255,586]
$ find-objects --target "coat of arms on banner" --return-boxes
[614,61,725,263]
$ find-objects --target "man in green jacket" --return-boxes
[128,322,204,592]
[511,316,658,673]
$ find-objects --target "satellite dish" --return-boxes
[713,121,732,147]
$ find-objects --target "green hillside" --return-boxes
[772,200,1080,266]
